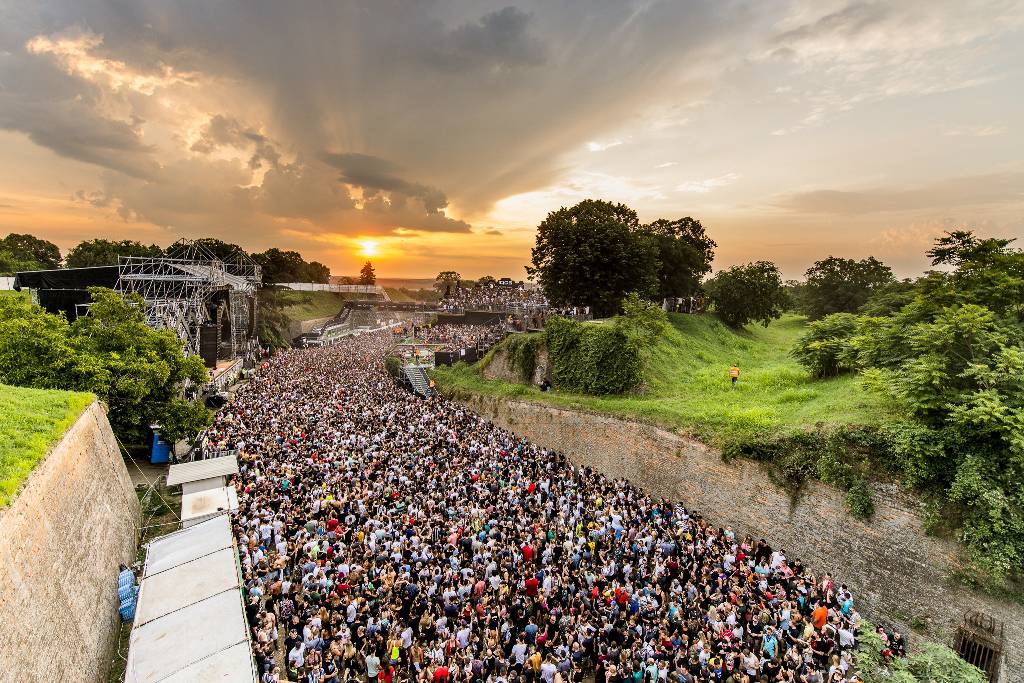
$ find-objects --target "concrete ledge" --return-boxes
[0,401,140,682]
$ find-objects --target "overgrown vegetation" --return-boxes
[0,384,93,507]
[791,231,1024,583]
[854,619,986,683]
[502,333,545,382]
[545,317,643,395]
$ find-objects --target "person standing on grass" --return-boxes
[730,363,740,388]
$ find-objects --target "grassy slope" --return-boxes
[0,384,94,507]
[276,290,352,320]
[434,313,888,447]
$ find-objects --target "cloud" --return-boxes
[322,152,451,215]
[677,172,740,193]
[191,115,281,169]
[655,161,678,168]
[943,124,1007,137]
[775,171,1024,215]
[429,6,546,71]
[586,139,623,152]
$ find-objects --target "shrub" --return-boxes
[502,333,544,383]
[545,316,642,395]
[790,312,861,378]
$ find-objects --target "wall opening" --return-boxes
[955,611,1003,682]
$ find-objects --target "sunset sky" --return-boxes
[1,1,1022,279]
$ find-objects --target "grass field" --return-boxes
[0,384,94,507]
[433,313,889,447]
[276,290,354,320]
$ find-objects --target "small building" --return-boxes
[180,486,239,528]
[166,454,239,495]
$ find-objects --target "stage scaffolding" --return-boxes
[115,240,261,358]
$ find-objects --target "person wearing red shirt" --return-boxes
[525,576,539,597]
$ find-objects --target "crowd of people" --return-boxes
[440,284,548,313]
[205,331,869,683]
[416,323,506,352]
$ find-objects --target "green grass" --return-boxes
[276,290,355,320]
[0,384,94,507]
[433,313,889,447]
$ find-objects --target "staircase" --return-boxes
[404,365,431,397]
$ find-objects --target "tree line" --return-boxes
[0,233,331,285]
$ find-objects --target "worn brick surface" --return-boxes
[459,395,1024,683]
[0,402,140,683]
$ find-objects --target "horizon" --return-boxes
[1,1,1021,280]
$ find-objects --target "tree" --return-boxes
[359,261,376,285]
[615,292,668,347]
[801,256,893,319]
[704,261,786,328]
[0,248,45,276]
[252,248,329,285]
[644,217,716,299]
[790,313,861,377]
[189,238,248,262]
[434,271,462,296]
[65,239,163,268]
[528,199,658,317]
[1,233,61,269]
[476,275,497,287]
[0,289,210,444]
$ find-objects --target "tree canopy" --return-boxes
[800,256,893,320]
[645,217,717,299]
[252,248,330,285]
[0,289,210,444]
[0,233,61,271]
[704,261,787,328]
[65,238,163,268]
[528,200,658,317]
[434,271,462,295]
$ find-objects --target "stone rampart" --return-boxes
[0,401,140,682]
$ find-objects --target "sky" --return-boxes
[0,1,1022,279]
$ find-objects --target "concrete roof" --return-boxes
[125,517,256,683]
[144,515,232,578]
[125,590,255,683]
[180,485,238,522]
[166,454,239,486]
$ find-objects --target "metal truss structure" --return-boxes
[115,239,261,358]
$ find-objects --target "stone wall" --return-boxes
[458,394,1024,683]
[0,401,140,682]
[482,343,550,385]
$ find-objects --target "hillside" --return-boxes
[433,313,888,446]
[0,384,94,507]
[275,290,356,320]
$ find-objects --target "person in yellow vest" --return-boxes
[730,364,740,388]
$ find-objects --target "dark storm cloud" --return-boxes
[322,152,449,214]
[428,6,545,70]
[191,115,281,169]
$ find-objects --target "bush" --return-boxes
[384,355,403,379]
[790,312,861,378]
[854,618,986,683]
[846,477,875,520]
[545,316,642,395]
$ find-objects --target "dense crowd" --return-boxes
[207,332,867,683]
[440,285,547,312]
[417,324,506,352]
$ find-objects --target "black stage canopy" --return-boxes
[13,266,121,321]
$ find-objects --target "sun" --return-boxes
[357,239,379,258]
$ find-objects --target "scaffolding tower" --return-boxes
[115,240,261,358]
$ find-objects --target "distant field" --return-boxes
[434,313,888,447]
[0,385,94,507]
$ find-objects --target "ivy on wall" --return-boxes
[545,316,642,395]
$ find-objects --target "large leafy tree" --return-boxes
[65,239,163,268]
[0,289,210,444]
[434,271,462,296]
[704,261,786,328]
[359,261,376,285]
[644,217,716,299]
[252,248,330,284]
[801,256,893,319]
[0,233,61,269]
[528,199,658,317]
